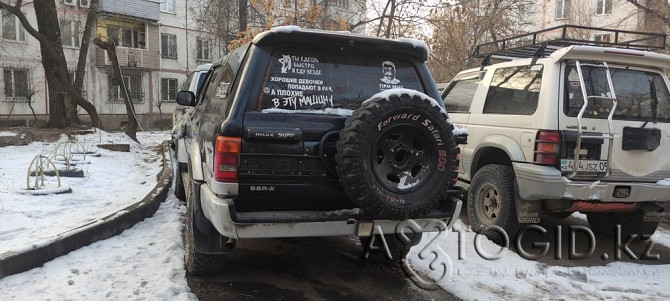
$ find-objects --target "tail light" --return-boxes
[214,136,241,183]
[534,131,561,165]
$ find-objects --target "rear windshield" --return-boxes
[258,48,424,113]
[564,64,670,122]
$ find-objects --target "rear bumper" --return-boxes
[512,162,670,203]
[199,183,462,239]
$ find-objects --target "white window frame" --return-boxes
[196,38,212,61]
[3,68,30,102]
[556,0,570,20]
[106,23,147,50]
[60,19,81,48]
[161,33,177,59]
[161,78,179,102]
[160,0,175,13]
[1,9,26,42]
[596,0,613,15]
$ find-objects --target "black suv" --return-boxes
[173,27,464,274]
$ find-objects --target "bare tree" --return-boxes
[426,0,537,82]
[0,0,100,128]
[93,38,139,141]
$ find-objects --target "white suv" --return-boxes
[442,26,670,241]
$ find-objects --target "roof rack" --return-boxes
[473,25,666,61]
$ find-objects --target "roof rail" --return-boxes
[473,25,666,61]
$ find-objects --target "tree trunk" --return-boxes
[0,0,101,129]
[93,38,138,141]
[34,0,70,128]
[68,0,100,125]
[238,0,248,32]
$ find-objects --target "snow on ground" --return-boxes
[0,130,167,255]
[407,220,670,301]
[0,190,196,301]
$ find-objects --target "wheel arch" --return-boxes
[470,135,525,179]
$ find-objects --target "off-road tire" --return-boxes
[336,92,459,219]
[467,164,520,245]
[183,164,225,275]
[587,210,658,240]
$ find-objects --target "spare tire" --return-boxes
[336,90,459,219]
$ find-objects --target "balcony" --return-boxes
[98,0,159,21]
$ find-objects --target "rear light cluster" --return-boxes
[214,136,241,183]
[534,131,561,165]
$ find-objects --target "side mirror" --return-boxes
[176,91,196,107]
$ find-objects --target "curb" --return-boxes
[0,141,173,279]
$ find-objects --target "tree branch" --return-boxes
[625,0,670,28]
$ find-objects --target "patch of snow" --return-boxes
[363,88,448,116]
[571,212,587,220]
[650,228,670,248]
[656,178,670,186]
[407,219,670,301]
[396,37,430,56]
[17,185,72,195]
[589,180,601,189]
[0,130,166,255]
[271,25,302,33]
[0,131,16,137]
[452,128,468,136]
[261,107,353,117]
[562,176,572,183]
[0,196,196,301]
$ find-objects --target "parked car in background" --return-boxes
[172,63,212,126]
[442,25,670,243]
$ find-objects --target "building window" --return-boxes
[108,70,143,103]
[160,0,175,13]
[594,34,611,43]
[3,68,29,102]
[596,0,612,15]
[60,20,81,48]
[161,78,178,102]
[161,33,177,59]
[518,4,532,23]
[331,0,348,9]
[556,0,570,19]
[1,9,26,41]
[106,24,146,49]
[196,38,212,61]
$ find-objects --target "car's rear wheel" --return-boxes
[586,210,658,239]
[467,164,520,245]
[183,165,225,275]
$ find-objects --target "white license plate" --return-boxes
[560,159,608,173]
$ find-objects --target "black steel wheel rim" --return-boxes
[371,123,435,193]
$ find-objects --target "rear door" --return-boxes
[559,63,670,181]
[238,47,428,212]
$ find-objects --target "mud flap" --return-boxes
[191,181,236,254]
[516,198,541,224]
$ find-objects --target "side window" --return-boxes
[200,45,248,116]
[182,72,194,91]
[483,65,542,115]
[442,75,481,112]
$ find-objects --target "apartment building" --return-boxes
[1,0,366,128]
[521,0,665,41]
